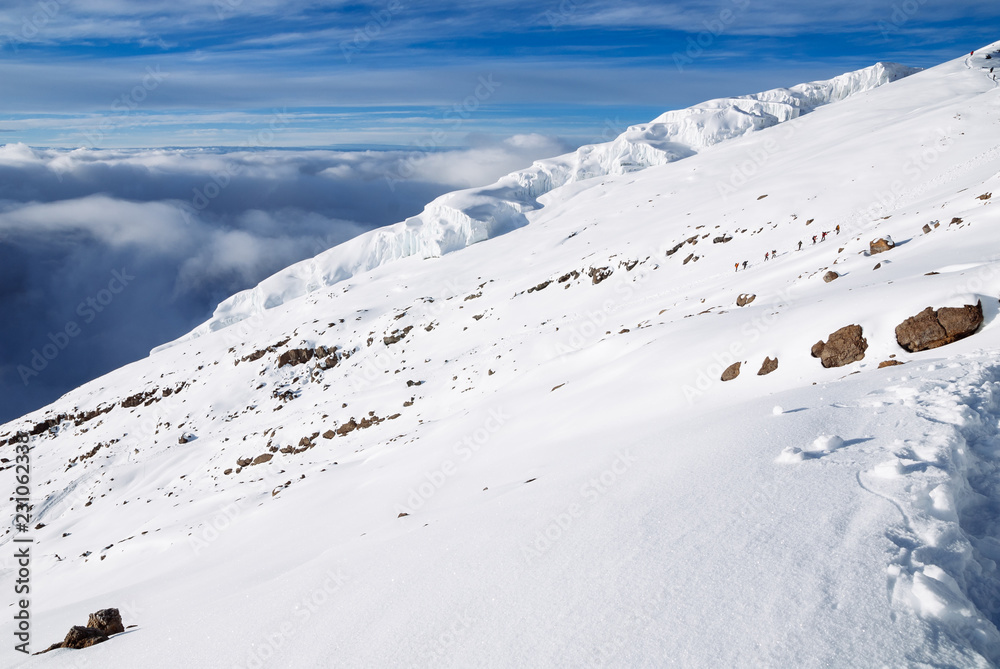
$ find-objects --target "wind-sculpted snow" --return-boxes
[159,62,919,351]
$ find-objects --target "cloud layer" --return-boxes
[0,135,571,421]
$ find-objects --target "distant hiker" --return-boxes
[764,252,770,261]
[735,262,739,272]
[821,231,828,241]
[798,240,803,251]
[835,225,840,235]
[742,260,748,270]
[812,235,817,244]
[772,249,777,258]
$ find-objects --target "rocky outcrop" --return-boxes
[278,348,314,367]
[822,271,839,283]
[757,357,778,375]
[736,293,756,307]
[869,236,895,255]
[36,608,127,654]
[88,608,125,636]
[721,362,741,381]
[384,326,414,346]
[527,280,551,293]
[878,359,905,368]
[895,302,983,352]
[62,626,108,649]
[811,324,868,368]
[588,267,613,284]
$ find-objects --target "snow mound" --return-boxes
[155,62,919,352]
[777,434,846,462]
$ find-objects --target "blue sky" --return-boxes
[2,0,998,148]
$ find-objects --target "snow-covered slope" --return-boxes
[161,62,918,349]
[3,45,1000,667]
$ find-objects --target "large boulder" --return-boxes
[895,301,983,352]
[88,608,125,636]
[869,236,895,255]
[822,271,839,283]
[721,362,741,381]
[811,324,868,368]
[894,307,944,351]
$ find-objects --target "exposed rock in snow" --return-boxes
[721,361,742,381]
[758,357,779,375]
[870,236,896,255]
[812,324,868,368]
[895,302,984,352]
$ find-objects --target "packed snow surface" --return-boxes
[3,44,1000,667]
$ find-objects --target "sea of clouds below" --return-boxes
[0,134,572,423]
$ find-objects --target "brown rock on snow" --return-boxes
[822,271,839,283]
[278,348,314,368]
[811,324,868,368]
[869,237,895,255]
[895,302,983,352]
[36,608,128,654]
[894,307,945,352]
[879,360,905,368]
[757,357,778,375]
[736,293,756,307]
[938,303,985,338]
[62,626,109,649]
[88,608,125,636]
[721,362,741,381]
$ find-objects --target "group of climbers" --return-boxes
[733,224,840,271]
